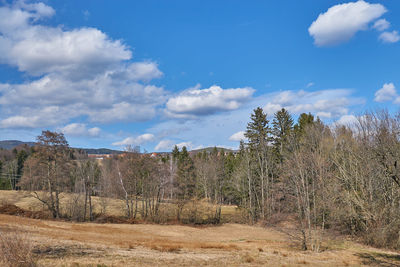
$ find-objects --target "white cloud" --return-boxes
[14,1,55,18]
[0,2,132,78]
[111,62,163,82]
[0,115,42,128]
[0,2,165,129]
[335,114,359,127]
[374,83,397,102]
[154,139,203,151]
[154,140,175,151]
[263,102,283,116]
[165,85,254,118]
[379,31,400,43]
[148,88,364,153]
[309,1,386,46]
[112,133,155,146]
[373,18,390,31]
[176,141,202,150]
[229,131,246,142]
[59,123,100,137]
[263,89,360,119]
[88,127,101,137]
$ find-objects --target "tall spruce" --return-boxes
[272,108,294,162]
[245,107,272,221]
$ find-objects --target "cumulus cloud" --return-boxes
[374,83,398,103]
[165,85,254,119]
[59,123,100,137]
[229,131,246,142]
[263,89,362,119]
[112,133,155,146]
[373,19,390,31]
[309,1,386,46]
[379,31,400,43]
[0,2,165,129]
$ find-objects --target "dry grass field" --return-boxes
[1,191,400,266]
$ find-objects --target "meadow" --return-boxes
[0,191,400,266]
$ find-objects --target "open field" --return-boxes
[1,191,400,266]
[0,190,240,222]
[1,214,400,266]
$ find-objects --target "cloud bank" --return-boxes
[0,2,165,129]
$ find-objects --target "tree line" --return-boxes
[3,108,400,250]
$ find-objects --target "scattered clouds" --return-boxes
[149,88,365,153]
[374,83,400,103]
[373,18,390,31]
[165,85,254,119]
[379,31,400,43]
[112,133,155,146]
[229,131,246,142]
[0,2,165,128]
[263,89,362,119]
[59,123,100,137]
[309,1,386,46]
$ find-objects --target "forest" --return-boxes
[1,107,400,252]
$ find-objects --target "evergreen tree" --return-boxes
[272,108,294,161]
[172,145,180,159]
[294,112,314,136]
[245,107,270,147]
[175,146,196,220]
[244,107,272,220]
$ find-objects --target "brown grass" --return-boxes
[0,191,241,224]
[1,191,400,266]
[0,230,37,267]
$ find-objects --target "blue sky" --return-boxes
[0,0,399,151]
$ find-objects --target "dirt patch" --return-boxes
[0,204,49,219]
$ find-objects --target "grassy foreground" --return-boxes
[0,191,400,266]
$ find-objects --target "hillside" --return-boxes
[80,148,124,155]
[190,146,237,154]
[0,140,124,155]
[0,140,36,150]
[0,140,233,154]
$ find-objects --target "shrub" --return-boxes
[0,230,37,267]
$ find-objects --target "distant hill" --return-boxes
[0,140,36,150]
[190,147,236,154]
[0,140,123,155]
[0,140,231,154]
[80,148,123,155]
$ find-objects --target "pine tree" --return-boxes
[245,107,270,147]
[294,112,314,136]
[272,108,294,162]
[244,107,272,220]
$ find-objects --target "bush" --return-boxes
[0,230,37,267]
